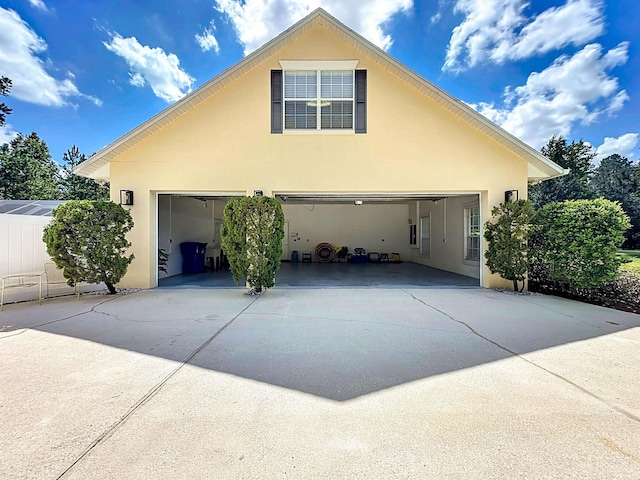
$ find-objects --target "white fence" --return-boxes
[0,214,99,305]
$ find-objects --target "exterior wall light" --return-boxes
[504,190,518,203]
[120,190,134,206]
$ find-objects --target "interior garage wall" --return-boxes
[158,196,221,277]
[281,203,410,260]
[409,195,480,279]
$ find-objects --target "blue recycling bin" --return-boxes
[180,242,208,274]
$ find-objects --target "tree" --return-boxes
[529,135,594,209]
[221,196,285,293]
[60,145,109,200]
[0,76,11,127]
[591,154,640,247]
[484,199,534,291]
[0,132,60,199]
[43,201,135,294]
[530,198,630,289]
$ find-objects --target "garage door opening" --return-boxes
[274,193,481,287]
[157,194,236,288]
[156,192,481,288]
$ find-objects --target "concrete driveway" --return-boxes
[1,288,639,479]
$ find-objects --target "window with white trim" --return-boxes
[284,70,354,130]
[464,205,481,261]
[420,215,430,256]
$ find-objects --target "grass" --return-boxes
[619,250,640,274]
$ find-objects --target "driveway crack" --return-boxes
[55,295,260,479]
[0,295,122,340]
[403,289,640,425]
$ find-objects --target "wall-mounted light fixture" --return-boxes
[354,200,363,206]
[120,190,134,206]
[254,190,263,197]
[505,190,518,203]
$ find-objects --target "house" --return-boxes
[74,8,566,290]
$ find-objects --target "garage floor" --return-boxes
[158,261,479,288]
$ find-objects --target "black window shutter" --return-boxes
[355,70,367,134]
[271,70,283,134]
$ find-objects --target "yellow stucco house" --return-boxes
[75,8,566,290]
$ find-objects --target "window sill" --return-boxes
[282,129,355,135]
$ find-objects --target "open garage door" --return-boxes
[156,192,481,288]
[273,192,481,287]
[156,194,238,288]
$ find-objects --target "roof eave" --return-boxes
[75,7,567,183]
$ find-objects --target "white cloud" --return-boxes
[470,43,629,149]
[196,20,220,53]
[444,0,604,72]
[213,0,412,55]
[28,0,49,12]
[0,8,100,107]
[594,133,639,162]
[0,124,18,145]
[103,33,195,103]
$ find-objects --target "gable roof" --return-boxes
[75,8,568,182]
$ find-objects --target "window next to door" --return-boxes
[420,215,430,257]
[464,205,480,262]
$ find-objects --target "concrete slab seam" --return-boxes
[402,289,640,425]
[55,295,261,480]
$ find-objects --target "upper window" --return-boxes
[284,70,354,130]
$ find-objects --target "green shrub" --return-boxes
[221,196,285,293]
[530,198,630,289]
[43,200,134,294]
[484,199,534,291]
[532,270,640,314]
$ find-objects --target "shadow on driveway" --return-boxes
[1,287,638,402]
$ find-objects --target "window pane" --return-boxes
[420,216,430,256]
[284,101,317,129]
[465,205,481,261]
[320,70,353,99]
[284,71,316,99]
[321,100,353,129]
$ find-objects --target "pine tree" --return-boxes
[529,135,594,209]
[0,76,11,127]
[60,145,109,200]
[0,132,60,199]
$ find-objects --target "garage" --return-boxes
[156,192,481,288]
[75,10,566,291]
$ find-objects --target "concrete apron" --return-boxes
[1,288,639,479]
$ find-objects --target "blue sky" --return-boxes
[0,0,638,165]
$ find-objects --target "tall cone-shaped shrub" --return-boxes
[221,196,285,293]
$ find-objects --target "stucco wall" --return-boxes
[108,23,527,289]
